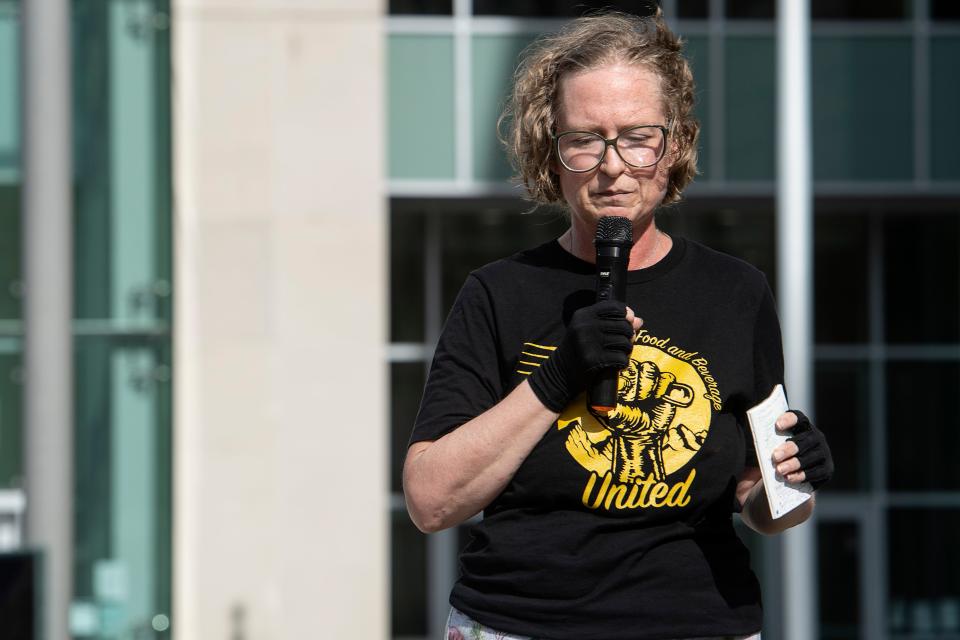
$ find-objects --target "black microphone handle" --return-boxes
[589,244,629,412]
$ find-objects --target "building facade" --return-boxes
[0,0,958,639]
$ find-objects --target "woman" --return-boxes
[403,10,833,640]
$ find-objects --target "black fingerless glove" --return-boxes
[528,300,634,413]
[788,410,835,490]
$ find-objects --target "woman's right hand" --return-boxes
[528,300,640,412]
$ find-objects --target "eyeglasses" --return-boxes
[553,125,669,173]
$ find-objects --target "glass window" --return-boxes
[390,207,427,343]
[388,35,456,180]
[0,4,18,184]
[657,206,777,289]
[0,186,20,320]
[931,37,960,180]
[811,0,906,20]
[0,352,22,486]
[392,511,428,637]
[0,552,35,634]
[684,36,710,180]
[814,212,869,344]
[389,0,452,14]
[70,2,174,636]
[439,206,569,316]
[931,0,960,20]
[815,361,870,491]
[883,213,960,344]
[473,0,658,17]
[812,37,913,182]
[472,34,538,183]
[886,361,960,491]
[74,0,173,327]
[392,362,427,494]
[726,0,775,19]
[889,509,960,638]
[677,0,708,19]
[73,337,172,640]
[819,521,861,639]
[724,37,776,182]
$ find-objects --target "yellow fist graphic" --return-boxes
[558,343,712,484]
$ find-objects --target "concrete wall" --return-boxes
[171,1,388,637]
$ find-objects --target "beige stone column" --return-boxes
[171,1,388,638]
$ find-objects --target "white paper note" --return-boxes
[746,384,813,519]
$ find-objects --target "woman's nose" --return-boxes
[599,143,625,177]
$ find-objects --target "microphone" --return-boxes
[588,216,632,413]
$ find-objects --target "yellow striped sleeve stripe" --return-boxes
[523,342,556,351]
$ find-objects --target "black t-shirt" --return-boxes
[410,235,784,640]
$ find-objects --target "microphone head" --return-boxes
[595,216,633,245]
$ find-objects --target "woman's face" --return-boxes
[554,63,672,230]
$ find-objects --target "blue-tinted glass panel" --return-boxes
[0,4,18,184]
[73,0,172,325]
[931,37,960,180]
[71,1,173,637]
[812,37,913,181]
[725,37,775,181]
[74,337,172,639]
[684,35,710,181]
[389,35,456,180]
[472,34,537,183]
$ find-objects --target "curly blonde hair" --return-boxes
[499,9,699,206]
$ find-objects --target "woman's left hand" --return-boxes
[772,410,834,490]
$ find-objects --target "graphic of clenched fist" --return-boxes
[589,358,693,482]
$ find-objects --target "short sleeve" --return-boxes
[744,281,786,467]
[408,275,504,445]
